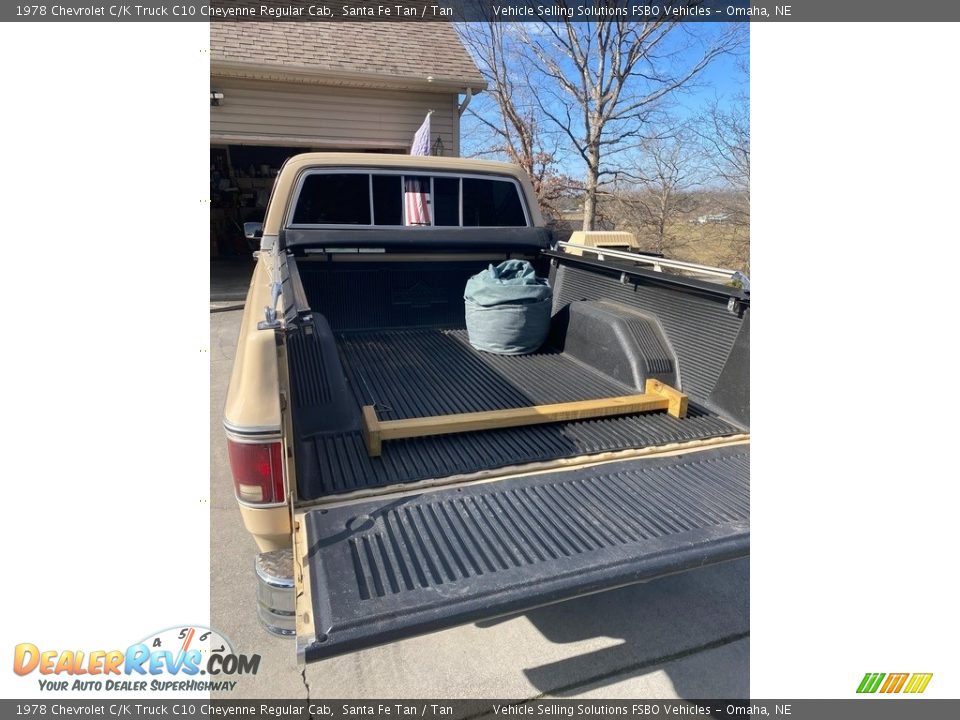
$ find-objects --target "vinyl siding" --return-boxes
[210,78,459,154]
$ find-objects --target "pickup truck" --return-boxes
[223,153,750,663]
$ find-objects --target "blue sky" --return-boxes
[679,25,749,116]
[460,22,749,180]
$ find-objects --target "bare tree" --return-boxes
[701,101,749,200]
[698,95,750,270]
[627,128,702,253]
[458,22,569,220]
[522,14,743,230]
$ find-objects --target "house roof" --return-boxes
[211,22,486,92]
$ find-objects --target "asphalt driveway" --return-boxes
[210,307,749,701]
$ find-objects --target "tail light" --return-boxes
[227,439,285,505]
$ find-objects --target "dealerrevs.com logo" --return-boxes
[13,626,259,692]
[857,672,933,694]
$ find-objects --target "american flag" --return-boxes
[406,112,433,225]
[405,177,431,226]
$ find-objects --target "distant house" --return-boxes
[696,213,732,225]
[209,22,486,255]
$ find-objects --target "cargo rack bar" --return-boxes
[555,241,749,290]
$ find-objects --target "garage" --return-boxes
[210,22,486,258]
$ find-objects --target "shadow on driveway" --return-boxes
[479,558,749,698]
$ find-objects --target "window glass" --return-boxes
[292,174,370,225]
[433,177,459,226]
[290,172,527,228]
[372,175,402,225]
[462,178,527,227]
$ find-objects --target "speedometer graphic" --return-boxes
[138,625,234,675]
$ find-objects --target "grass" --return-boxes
[631,221,750,275]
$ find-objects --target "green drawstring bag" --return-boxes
[464,260,553,355]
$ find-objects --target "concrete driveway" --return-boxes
[210,307,749,701]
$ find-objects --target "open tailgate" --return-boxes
[294,443,749,662]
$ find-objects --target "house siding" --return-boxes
[210,77,457,153]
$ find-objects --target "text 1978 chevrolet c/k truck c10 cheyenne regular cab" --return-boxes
[224,153,749,663]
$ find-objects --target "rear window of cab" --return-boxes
[289,172,529,228]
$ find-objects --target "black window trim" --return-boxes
[285,167,532,230]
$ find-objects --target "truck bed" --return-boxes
[292,324,740,497]
[235,154,751,662]
[338,326,648,419]
[287,257,747,501]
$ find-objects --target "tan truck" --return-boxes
[224,153,750,663]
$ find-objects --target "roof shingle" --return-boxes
[211,22,485,89]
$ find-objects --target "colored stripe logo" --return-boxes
[857,672,932,694]
[904,673,934,693]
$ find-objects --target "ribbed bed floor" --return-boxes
[337,327,635,420]
[294,327,743,498]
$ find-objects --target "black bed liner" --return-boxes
[289,256,748,500]
[299,444,749,661]
[290,324,741,498]
[337,327,641,420]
